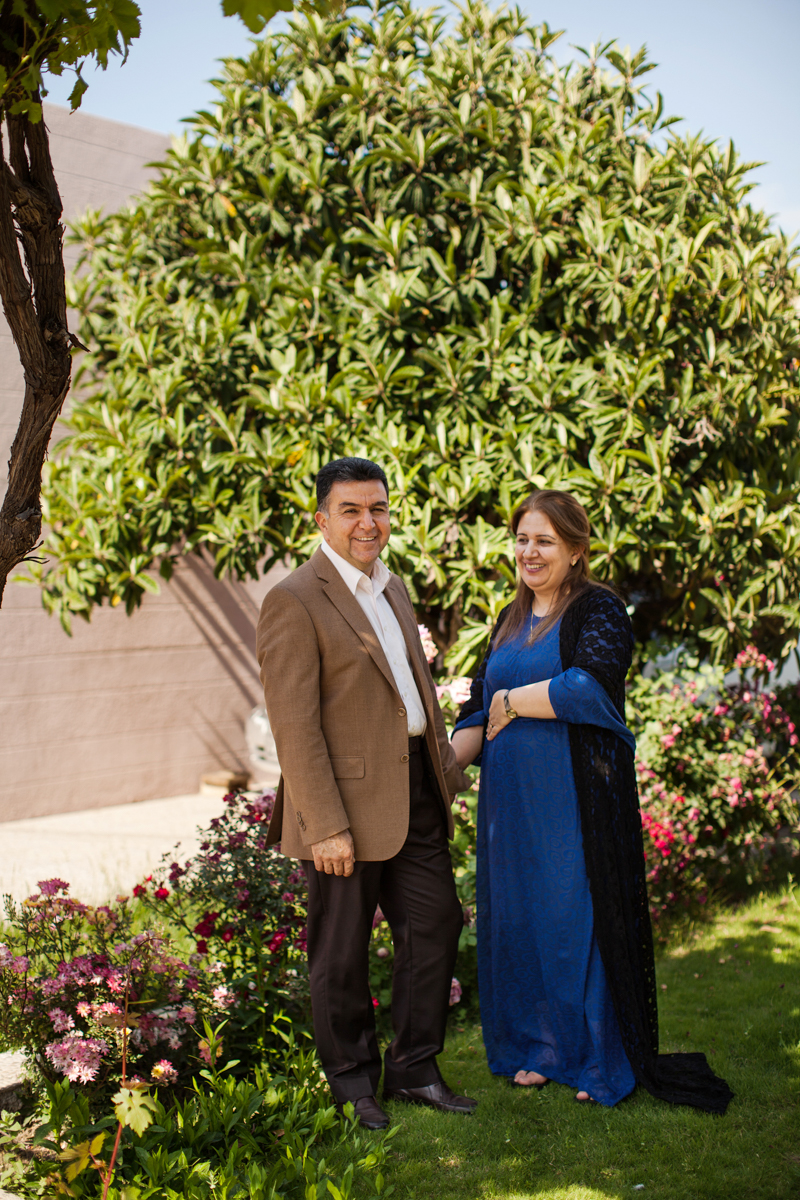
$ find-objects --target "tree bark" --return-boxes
[0,105,73,606]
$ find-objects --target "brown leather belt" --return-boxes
[408,736,423,754]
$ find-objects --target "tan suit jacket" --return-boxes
[256,547,470,860]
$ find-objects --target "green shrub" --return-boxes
[29,0,800,671]
[13,1039,394,1199]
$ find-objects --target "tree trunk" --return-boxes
[0,105,73,606]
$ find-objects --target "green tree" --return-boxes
[30,0,800,669]
[0,0,316,605]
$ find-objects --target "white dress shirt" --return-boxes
[320,540,427,736]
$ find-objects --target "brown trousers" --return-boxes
[302,743,463,1101]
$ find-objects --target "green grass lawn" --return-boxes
[378,887,800,1200]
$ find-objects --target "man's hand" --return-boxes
[311,829,356,876]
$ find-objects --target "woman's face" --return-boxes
[514,509,576,600]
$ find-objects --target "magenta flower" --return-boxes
[38,879,69,897]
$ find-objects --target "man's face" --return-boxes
[315,479,391,574]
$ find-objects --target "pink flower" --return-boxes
[198,1038,222,1065]
[92,1001,121,1018]
[45,1034,109,1084]
[151,1058,178,1084]
[0,946,29,974]
[48,1008,74,1033]
[212,985,235,1009]
[446,677,473,705]
[449,977,463,1006]
[154,887,170,900]
[177,1005,196,1022]
[417,625,437,664]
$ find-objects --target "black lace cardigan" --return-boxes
[457,586,734,1114]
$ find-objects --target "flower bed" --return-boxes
[0,883,219,1106]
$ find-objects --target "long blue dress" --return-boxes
[455,618,637,1106]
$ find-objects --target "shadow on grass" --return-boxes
[381,893,800,1200]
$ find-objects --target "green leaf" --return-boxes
[222,0,295,32]
[113,1086,158,1136]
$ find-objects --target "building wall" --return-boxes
[0,106,281,822]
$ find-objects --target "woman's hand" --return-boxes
[486,681,557,740]
[486,690,512,741]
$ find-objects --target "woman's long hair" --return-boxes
[494,490,609,647]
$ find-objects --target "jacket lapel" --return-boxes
[384,576,436,724]
[312,548,399,697]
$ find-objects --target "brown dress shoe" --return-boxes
[335,1094,390,1130]
[383,1079,477,1115]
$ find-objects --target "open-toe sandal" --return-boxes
[509,1074,549,1091]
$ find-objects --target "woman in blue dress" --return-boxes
[451,490,732,1113]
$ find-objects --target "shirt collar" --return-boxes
[320,538,392,598]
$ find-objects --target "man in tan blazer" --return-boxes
[257,457,475,1130]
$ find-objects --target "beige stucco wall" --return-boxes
[0,106,281,822]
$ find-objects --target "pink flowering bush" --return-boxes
[0,882,219,1107]
[140,789,311,1066]
[628,649,800,922]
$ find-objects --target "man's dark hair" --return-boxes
[315,457,389,513]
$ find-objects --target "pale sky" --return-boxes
[42,0,800,238]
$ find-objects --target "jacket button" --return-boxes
[400,753,409,763]
[398,707,406,717]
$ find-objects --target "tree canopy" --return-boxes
[33,0,800,669]
[0,0,299,604]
